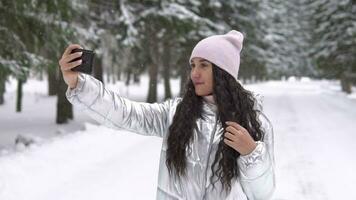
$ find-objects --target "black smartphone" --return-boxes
[70,49,94,74]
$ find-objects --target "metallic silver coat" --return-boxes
[66,73,276,200]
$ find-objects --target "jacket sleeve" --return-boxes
[65,73,178,137]
[237,112,276,200]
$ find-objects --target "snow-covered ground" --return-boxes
[0,75,356,200]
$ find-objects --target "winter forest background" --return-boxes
[1,0,356,200]
[1,0,356,122]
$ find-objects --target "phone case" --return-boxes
[70,49,94,74]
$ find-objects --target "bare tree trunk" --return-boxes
[341,73,352,94]
[94,56,103,83]
[56,70,73,124]
[48,67,57,96]
[146,27,159,103]
[133,72,140,83]
[118,48,131,82]
[162,39,172,100]
[117,65,122,81]
[125,67,132,86]
[110,63,116,84]
[16,79,23,112]
[0,74,5,105]
[176,45,192,96]
[179,66,188,96]
[147,63,158,103]
[163,66,171,99]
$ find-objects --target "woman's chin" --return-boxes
[194,90,210,96]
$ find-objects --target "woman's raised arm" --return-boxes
[66,73,179,137]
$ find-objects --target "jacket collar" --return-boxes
[202,95,217,115]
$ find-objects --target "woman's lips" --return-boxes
[194,82,204,85]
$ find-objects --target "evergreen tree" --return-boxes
[310,0,356,90]
[0,0,77,121]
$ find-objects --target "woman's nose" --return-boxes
[191,67,201,79]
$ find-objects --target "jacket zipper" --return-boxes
[202,115,218,200]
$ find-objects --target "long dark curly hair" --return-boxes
[166,64,265,192]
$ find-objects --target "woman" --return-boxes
[59,30,275,200]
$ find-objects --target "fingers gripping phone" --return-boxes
[70,49,94,74]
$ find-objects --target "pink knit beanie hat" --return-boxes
[189,30,244,79]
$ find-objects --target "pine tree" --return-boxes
[310,0,356,93]
[258,0,317,79]
[0,0,79,122]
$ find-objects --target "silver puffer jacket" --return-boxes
[66,73,276,200]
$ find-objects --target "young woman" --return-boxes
[59,30,275,200]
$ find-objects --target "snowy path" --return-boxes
[250,81,356,200]
[1,79,356,199]
[0,124,163,200]
[0,79,98,150]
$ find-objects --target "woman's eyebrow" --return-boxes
[198,59,208,62]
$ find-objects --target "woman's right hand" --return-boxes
[58,44,83,89]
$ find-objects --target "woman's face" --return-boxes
[190,57,213,96]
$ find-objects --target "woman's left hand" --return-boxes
[224,121,257,156]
